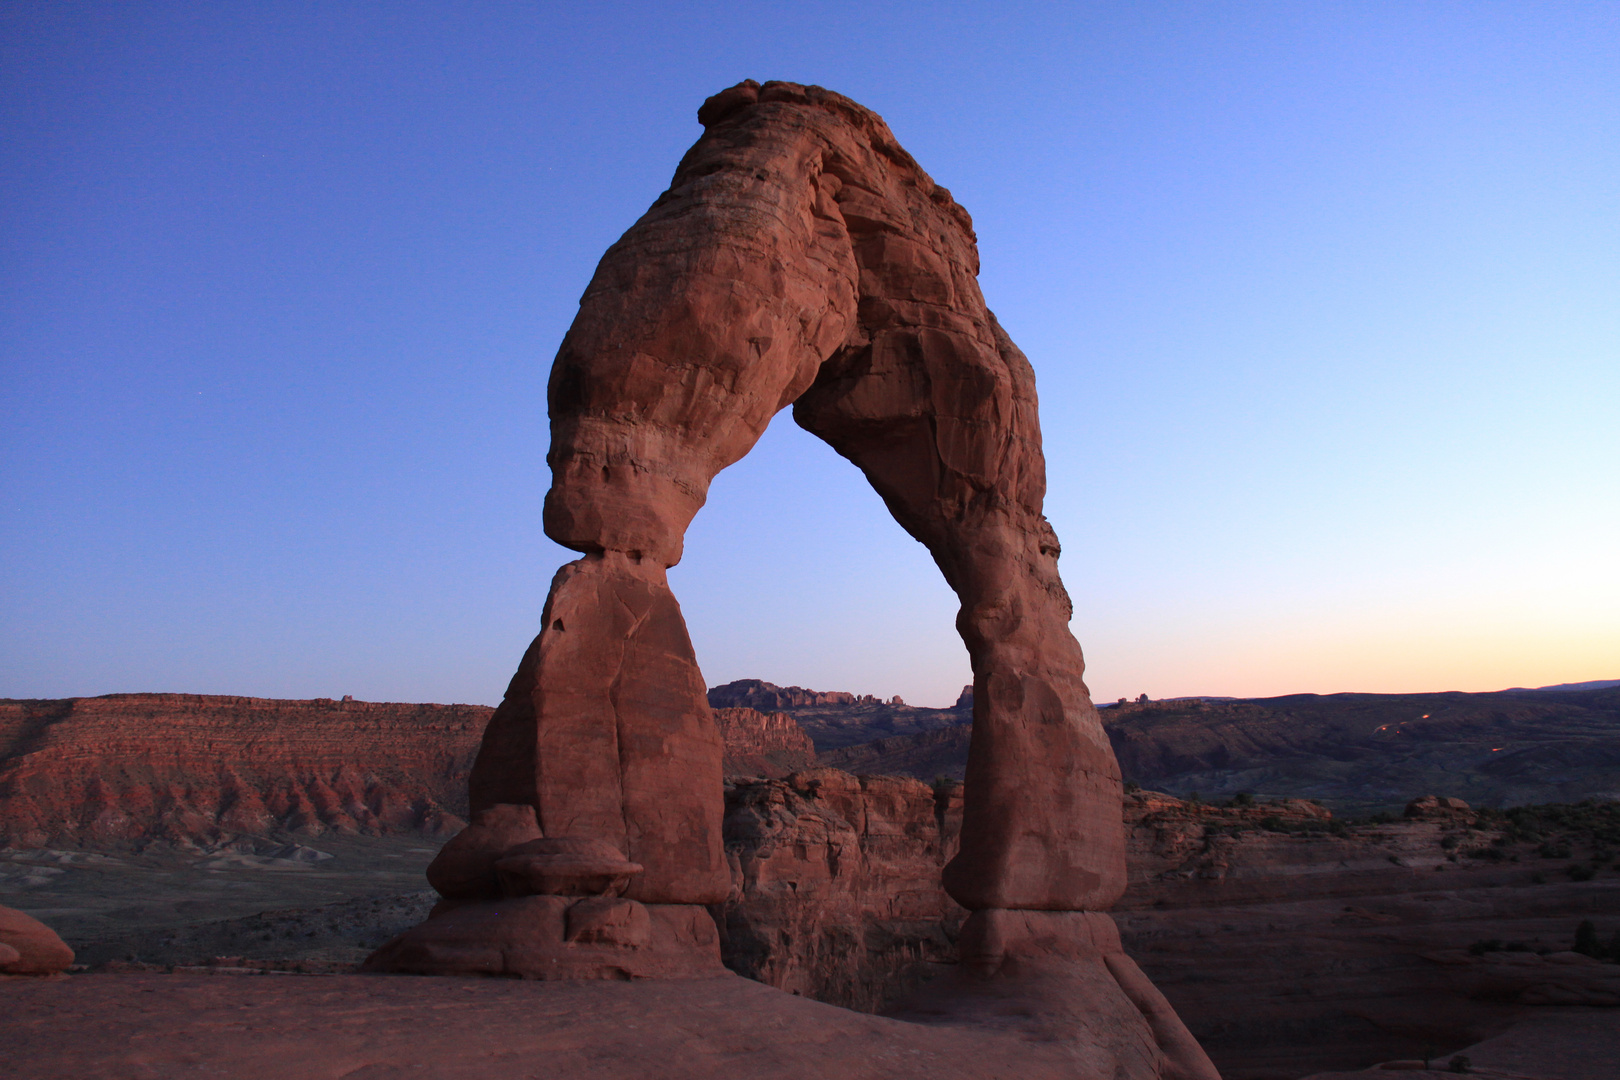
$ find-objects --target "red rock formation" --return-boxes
[0,695,485,849]
[715,707,818,777]
[466,556,729,907]
[522,77,1125,916]
[367,79,1198,1076]
[719,778,1620,1077]
[0,694,825,850]
[1404,794,1477,822]
[0,904,74,975]
[709,680,858,710]
[720,770,966,1010]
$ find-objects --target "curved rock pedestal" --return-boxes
[892,911,1219,1080]
[361,897,723,981]
[0,904,75,977]
[364,809,725,979]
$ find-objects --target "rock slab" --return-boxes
[0,905,73,975]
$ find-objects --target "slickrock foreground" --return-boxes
[2,974,1612,1080]
[0,972,1147,1080]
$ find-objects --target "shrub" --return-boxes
[1568,864,1596,881]
[1231,791,1254,807]
[1449,1054,1471,1073]
[1574,920,1601,957]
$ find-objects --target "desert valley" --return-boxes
[3,681,1618,1078]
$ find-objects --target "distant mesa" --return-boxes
[1507,678,1620,693]
[707,679,859,710]
[5,681,1617,850]
[837,683,1620,814]
[0,693,484,851]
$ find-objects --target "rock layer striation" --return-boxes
[0,695,482,850]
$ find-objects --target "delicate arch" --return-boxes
[471,80,1122,912]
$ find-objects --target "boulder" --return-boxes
[0,905,74,975]
[1404,795,1475,821]
[425,802,542,900]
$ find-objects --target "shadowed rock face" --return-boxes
[469,77,1121,916]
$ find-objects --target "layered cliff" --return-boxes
[0,694,822,849]
[715,707,818,778]
[0,695,489,849]
[709,680,859,710]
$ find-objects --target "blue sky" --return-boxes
[3,2,1616,708]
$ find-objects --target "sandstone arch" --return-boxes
[368,80,1217,1080]
[474,78,1122,913]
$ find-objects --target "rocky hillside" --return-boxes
[814,685,1620,814]
[0,694,821,849]
[9,683,1616,848]
[719,777,1620,1078]
[820,723,971,779]
[1104,685,1620,813]
[0,695,486,849]
[714,707,817,778]
[709,679,969,750]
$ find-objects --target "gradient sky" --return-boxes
[3,2,1616,709]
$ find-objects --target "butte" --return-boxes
[367,79,1220,1080]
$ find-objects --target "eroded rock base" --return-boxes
[894,910,1220,1080]
[361,898,723,980]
